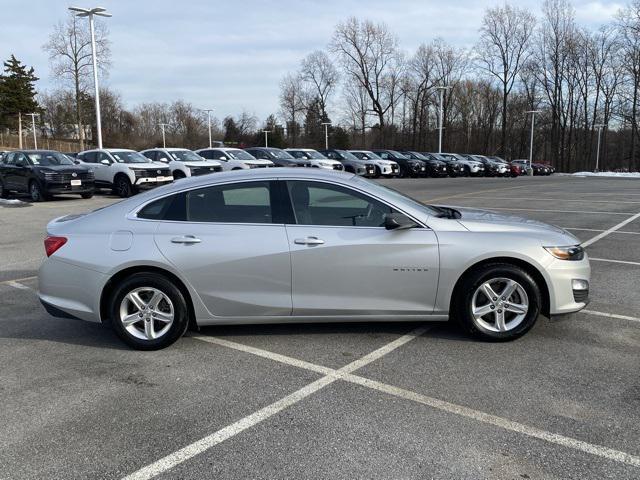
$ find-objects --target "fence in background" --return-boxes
[0,134,88,153]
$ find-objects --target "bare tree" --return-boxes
[43,13,110,149]
[279,73,306,145]
[476,3,535,156]
[331,17,399,144]
[300,50,339,120]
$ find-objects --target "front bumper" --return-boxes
[43,180,95,194]
[135,176,174,189]
[546,255,591,315]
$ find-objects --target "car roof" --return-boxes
[284,148,316,151]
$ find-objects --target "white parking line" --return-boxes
[582,212,640,247]
[186,336,640,469]
[563,227,640,236]
[583,309,640,324]
[471,196,640,205]
[484,207,635,216]
[0,276,37,287]
[590,257,640,266]
[6,281,30,290]
[122,326,430,480]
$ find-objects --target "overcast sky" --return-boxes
[0,0,624,122]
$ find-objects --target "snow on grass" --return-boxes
[0,198,29,207]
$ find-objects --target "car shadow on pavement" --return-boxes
[197,320,474,342]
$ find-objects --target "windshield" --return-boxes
[26,151,74,166]
[354,177,441,217]
[299,150,325,159]
[336,150,360,161]
[111,151,151,164]
[169,150,204,162]
[227,149,257,161]
[389,150,410,160]
[268,149,295,160]
[354,151,381,160]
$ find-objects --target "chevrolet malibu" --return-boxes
[38,169,590,350]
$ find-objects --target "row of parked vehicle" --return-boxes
[0,147,554,202]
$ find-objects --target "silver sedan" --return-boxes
[38,169,590,349]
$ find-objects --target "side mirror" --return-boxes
[73,160,81,165]
[220,156,227,160]
[159,157,169,162]
[100,159,110,165]
[384,213,418,231]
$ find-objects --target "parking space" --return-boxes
[1,176,639,479]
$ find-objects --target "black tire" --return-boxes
[114,175,133,198]
[452,263,541,341]
[373,166,381,178]
[108,272,190,350]
[173,171,186,180]
[81,192,94,199]
[0,180,8,198]
[464,166,471,177]
[29,180,49,202]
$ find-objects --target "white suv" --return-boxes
[77,149,173,197]
[195,148,274,170]
[348,150,400,177]
[140,148,222,179]
[284,148,344,170]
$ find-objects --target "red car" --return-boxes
[489,156,522,177]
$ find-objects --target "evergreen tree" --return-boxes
[0,55,40,130]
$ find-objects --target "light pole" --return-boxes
[158,123,169,148]
[202,109,214,148]
[436,85,451,153]
[69,6,112,149]
[594,124,606,172]
[525,110,541,174]
[18,112,23,149]
[26,113,39,149]
[321,122,331,150]
[263,130,271,147]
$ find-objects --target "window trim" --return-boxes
[132,179,293,225]
[283,179,425,230]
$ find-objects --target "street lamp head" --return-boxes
[68,6,112,17]
[525,110,541,114]
[321,122,332,126]
[594,123,607,128]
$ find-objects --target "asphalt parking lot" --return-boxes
[1,175,639,479]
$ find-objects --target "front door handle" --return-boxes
[294,236,325,246]
[171,235,201,244]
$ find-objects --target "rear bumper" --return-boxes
[38,257,106,323]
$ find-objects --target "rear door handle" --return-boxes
[171,235,201,244]
[294,236,325,246]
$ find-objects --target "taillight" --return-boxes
[44,236,67,257]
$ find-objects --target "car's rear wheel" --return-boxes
[453,263,541,341]
[109,272,189,350]
[0,180,8,198]
[81,192,94,199]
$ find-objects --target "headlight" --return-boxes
[544,245,585,261]
[319,161,332,167]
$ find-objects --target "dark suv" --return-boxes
[244,147,311,167]
[372,150,426,177]
[0,150,94,201]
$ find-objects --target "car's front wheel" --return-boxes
[29,180,49,202]
[453,263,541,341]
[109,272,190,350]
[114,175,133,198]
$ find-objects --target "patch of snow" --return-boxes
[572,171,640,178]
[0,198,29,207]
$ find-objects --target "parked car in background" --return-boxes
[77,149,173,197]
[140,148,222,178]
[319,149,376,177]
[538,161,556,174]
[285,148,344,170]
[195,148,274,170]
[244,147,311,167]
[348,150,400,177]
[403,152,448,177]
[373,150,427,177]
[0,150,95,201]
[512,160,551,176]
[424,152,465,177]
[468,155,508,177]
[440,153,485,176]
[488,156,522,177]
[38,168,591,349]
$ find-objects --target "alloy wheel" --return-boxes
[471,277,529,333]
[118,287,174,340]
